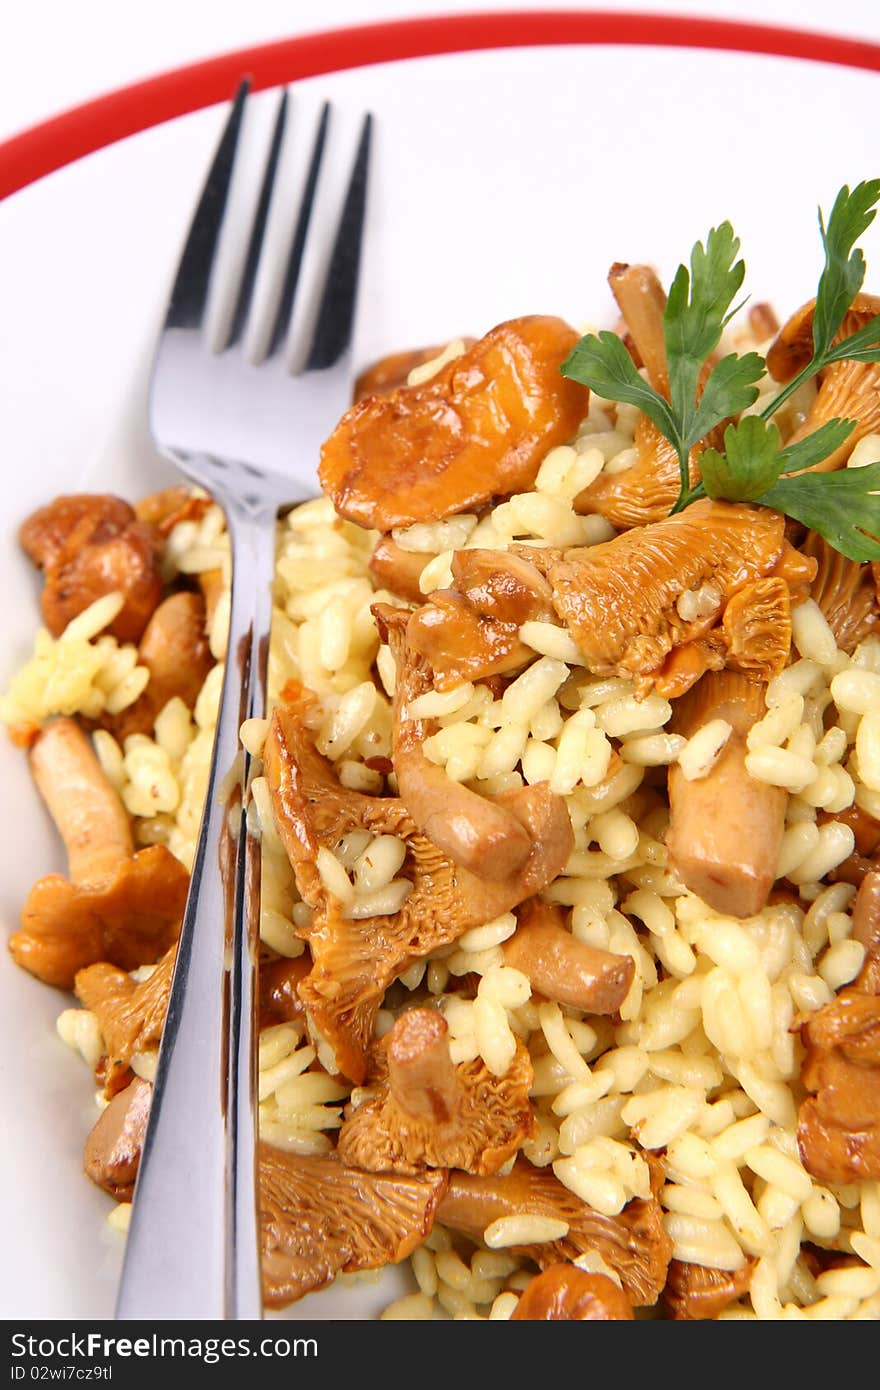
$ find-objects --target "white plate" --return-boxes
[3,17,880,1320]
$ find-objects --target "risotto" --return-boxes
[4,206,880,1319]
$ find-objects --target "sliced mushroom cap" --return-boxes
[377,602,572,883]
[354,340,475,401]
[719,577,792,683]
[797,871,880,1184]
[20,493,163,642]
[20,494,135,570]
[503,899,634,1015]
[263,690,571,1083]
[436,1157,672,1307]
[75,945,175,1089]
[133,486,211,534]
[109,590,215,739]
[575,414,704,531]
[666,671,787,919]
[319,316,588,531]
[663,1258,755,1320]
[405,548,556,692]
[336,1006,535,1175]
[12,846,187,989]
[803,530,880,654]
[84,1075,152,1201]
[767,294,880,472]
[511,1265,634,1320]
[766,293,880,382]
[536,500,794,691]
[259,1142,447,1307]
[797,996,880,1185]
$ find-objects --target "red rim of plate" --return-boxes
[2,9,880,201]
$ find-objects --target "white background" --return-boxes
[3,0,880,142]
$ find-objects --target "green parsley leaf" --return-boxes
[823,312,880,365]
[664,223,747,439]
[812,180,880,359]
[686,351,764,447]
[700,417,783,501]
[758,461,880,562]
[560,331,677,442]
[559,182,880,561]
[776,418,855,473]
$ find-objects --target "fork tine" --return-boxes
[224,89,289,351]
[305,112,373,371]
[264,102,331,360]
[165,79,249,331]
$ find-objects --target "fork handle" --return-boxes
[116,479,278,1320]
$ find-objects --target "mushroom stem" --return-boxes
[376,603,534,879]
[30,718,133,885]
[608,263,669,393]
[369,538,434,605]
[386,1008,459,1123]
[503,900,634,1014]
[666,671,786,918]
[84,1076,152,1201]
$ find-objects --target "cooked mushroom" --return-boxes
[29,717,133,884]
[529,500,811,695]
[502,899,634,1015]
[133,486,211,534]
[20,493,163,642]
[405,548,556,691]
[354,340,475,401]
[83,1075,152,1201]
[663,1258,755,1320]
[263,689,572,1082]
[259,953,311,1028]
[20,494,134,569]
[576,415,707,531]
[319,317,588,531]
[75,945,175,1091]
[573,266,707,529]
[666,671,787,918]
[510,1265,634,1320]
[377,602,572,881]
[825,801,880,887]
[108,591,215,739]
[767,293,880,471]
[797,870,880,1183]
[369,537,434,605]
[336,1006,535,1175]
[259,1142,447,1307]
[719,577,793,682]
[436,1157,672,1307]
[9,720,187,987]
[802,530,880,653]
[607,263,670,392]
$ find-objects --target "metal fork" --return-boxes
[115,82,372,1320]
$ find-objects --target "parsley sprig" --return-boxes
[561,181,880,560]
